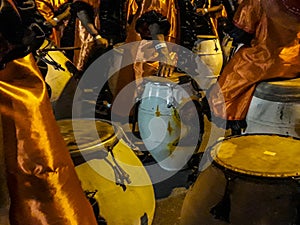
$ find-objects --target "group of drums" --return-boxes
[41,34,300,225]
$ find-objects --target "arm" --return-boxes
[148,23,175,77]
[76,10,108,48]
[46,1,108,48]
[196,4,224,16]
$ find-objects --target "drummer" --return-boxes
[206,0,300,135]
[36,0,109,72]
[110,7,178,121]
[0,0,98,224]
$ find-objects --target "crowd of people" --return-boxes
[0,0,299,224]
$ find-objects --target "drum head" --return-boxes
[57,119,118,154]
[211,134,300,177]
[143,72,191,85]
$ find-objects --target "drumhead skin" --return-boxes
[57,119,117,152]
[211,134,300,177]
[143,72,192,85]
[57,119,155,225]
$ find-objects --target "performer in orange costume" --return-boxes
[126,0,179,43]
[36,0,108,71]
[207,0,300,134]
[0,0,98,224]
[109,0,179,120]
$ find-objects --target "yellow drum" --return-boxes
[193,35,223,89]
[37,39,78,119]
[57,119,155,225]
[181,134,300,225]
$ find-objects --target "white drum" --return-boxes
[193,35,223,89]
[245,78,300,138]
[137,73,202,171]
[37,39,79,119]
[107,42,126,99]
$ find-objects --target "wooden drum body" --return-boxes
[57,119,155,225]
[193,35,223,89]
[245,78,300,138]
[180,134,300,225]
[37,39,79,119]
[137,73,202,171]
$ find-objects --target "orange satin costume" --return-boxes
[208,0,300,122]
[0,54,97,224]
[35,0,101,71]
[125,0,179,43]
[109,0,179,114]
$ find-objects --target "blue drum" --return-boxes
[137,73,203,171]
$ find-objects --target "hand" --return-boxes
[44,19,57,27]
[196,8,207,16]
[94,36,109,49]
[157,52,177,77]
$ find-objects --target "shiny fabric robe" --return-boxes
[208,0,300,121]
[125,0,179,43]
[0,54,97,225]
[35,0,101,71]
[109,0,179,116]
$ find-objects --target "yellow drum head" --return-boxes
[57,119,117,152]
[211,134,300,177]
[144,72,191,85]
[268,78,300,87]
[196,35,218,39]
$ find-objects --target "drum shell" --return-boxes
[245,78,300,138]
[57,119,155,225]
[107,42,125,99]
[39,40,79,120]
[181,163,300,225]
[180,134,300,225]
[193,36,223,89]
[138,75,199,171]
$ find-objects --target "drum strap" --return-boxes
[210,173,236,223]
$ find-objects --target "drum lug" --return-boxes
[292,176,300,185]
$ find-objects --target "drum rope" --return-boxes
[36,50,65,71]
[105,145,131,191]
[118,126,141,152]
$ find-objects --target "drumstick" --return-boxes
[38,47,81,52]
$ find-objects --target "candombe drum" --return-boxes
[57,119,155,225]
[180,134,300,225]
[36,39,79,120]
[137,72,202,171]
[192,35,223,89]
[245,78,300,138]
[107,42,126,99]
